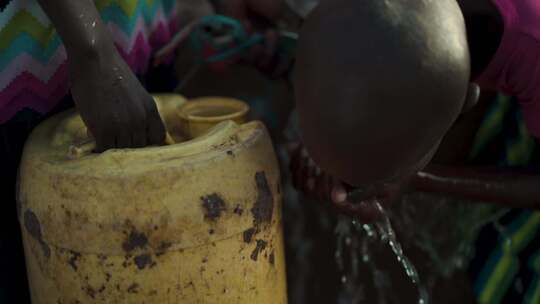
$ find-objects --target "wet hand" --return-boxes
[69,48,166,152]
[288,143,406,222]
[215,0,294,78]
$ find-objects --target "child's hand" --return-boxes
[35,0,166,152]
[69,49,166,152]
[215,0,294,78]
[288,143,407,222]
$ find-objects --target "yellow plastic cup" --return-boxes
[179,97,250,139]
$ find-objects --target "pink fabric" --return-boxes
[475,0,540,138]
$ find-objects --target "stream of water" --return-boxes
[335,201,429,304]
[371,202,429,304]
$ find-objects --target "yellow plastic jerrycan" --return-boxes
[17,94,287,304]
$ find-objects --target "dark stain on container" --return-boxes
[156,241,172,256]
[250,240,268,261]
[122,255,133,268]
[84,286,96,299]
[98,285,106,293]
[134,254,153,270]
[251,172,273,227]
[233,205,244,216]
[201,193,227,220]
[122,230,148,253]
[68,250,81,271]
[24,210,50,258]
[243,228,256,243]
[127,283,139,294]
[269,251,275,265]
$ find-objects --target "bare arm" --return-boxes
[36,0,112,57]
[413,164,540,209]
[37,0,165,151]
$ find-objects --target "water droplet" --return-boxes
[341,276,347,284]
[362,224,376,238]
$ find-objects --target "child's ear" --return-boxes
[462,83,481,113]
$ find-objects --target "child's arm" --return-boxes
[290,144,540,223]
[37,0,166,152]
[414,164,540,210]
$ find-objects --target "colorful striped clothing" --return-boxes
[0,0,179,124]
[468,95,540,304]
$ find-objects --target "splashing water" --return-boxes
[369,201,429,304]
[335,201,429,304]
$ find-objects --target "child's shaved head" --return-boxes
[294,0,472,187]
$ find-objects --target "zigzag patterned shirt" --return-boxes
[0,0,179,123]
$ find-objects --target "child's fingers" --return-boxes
[331,182,348,204]
[318,174,335,203]
[327,181,385,222]
[147,115,166,146]
[95,129,116,153]
[335,198,382,222]
[131,124,147,148]
[287,144,385,223]
[348,200,383,222]
[115,128,133,149]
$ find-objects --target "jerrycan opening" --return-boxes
[178,97,250,140]
[68,95,250,157]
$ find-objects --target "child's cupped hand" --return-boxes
[288,143,409,222]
